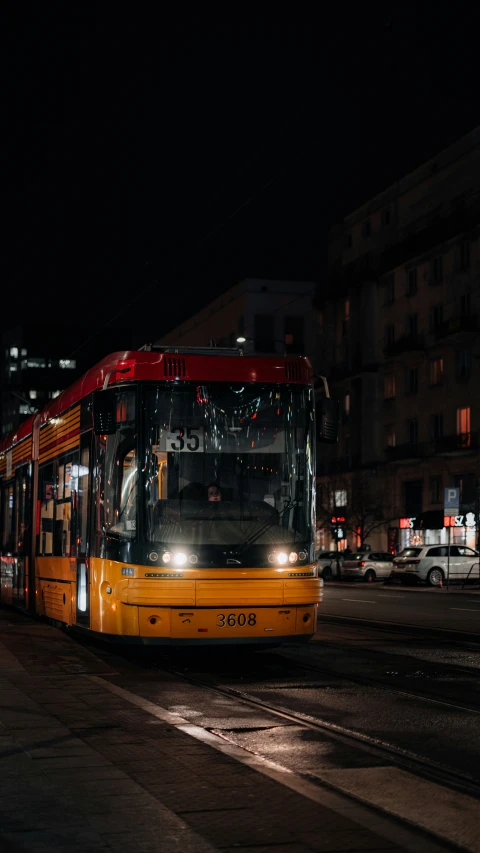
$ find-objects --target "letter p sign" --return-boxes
[444,487,460,513]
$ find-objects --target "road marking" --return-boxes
[450,607,480,612]
[378,594,405,598]
[341,599,376,604]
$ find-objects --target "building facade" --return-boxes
[158,278,316,358]
[318,126,480,554]
[1,325,134,436]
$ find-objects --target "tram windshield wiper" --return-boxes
[238,500,299,552]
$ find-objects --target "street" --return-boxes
[321,581,480,635]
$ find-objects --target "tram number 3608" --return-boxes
[217,613,257,628]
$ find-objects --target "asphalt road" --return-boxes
[321,582,480,635]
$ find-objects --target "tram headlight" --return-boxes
[276,552,288,565]
[173,552,187,566]
[289,552,298,563]
[189,554,198,564]
[268,553,276,563]
[162,551,172,564]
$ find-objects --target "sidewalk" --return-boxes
[0,607,414,853]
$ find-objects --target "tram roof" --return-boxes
[0,350,312,453]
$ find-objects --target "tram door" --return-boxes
[76,432,92,627]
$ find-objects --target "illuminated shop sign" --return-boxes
[400,513,476,530]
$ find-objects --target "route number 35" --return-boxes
[166,427,203,452]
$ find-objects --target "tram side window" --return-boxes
[77,446,90,554]
[2,482,15,552]
[54,452,78,557]
[37,463,55,556]
[97,390,137,538]
[15,468,30,555]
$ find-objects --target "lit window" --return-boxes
[29,390,38,400]
[59,359,76,369]
[429,357,444,385]
[385,425,395,447]
[335,490,347,507]
[21,348,27,356]
[344,393,350,414]
[456,407,471,446]
[10,347,18,358]
[384,374,396,399]
[27,358,46,368]
[9,364,17,373]
[50,390,62,399]
[19,404,30,415]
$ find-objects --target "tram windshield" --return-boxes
[142,383,314,547]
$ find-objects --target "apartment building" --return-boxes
[318,127,480,553]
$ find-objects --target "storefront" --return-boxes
[392,510,477,553]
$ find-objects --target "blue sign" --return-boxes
[444,487,460,514]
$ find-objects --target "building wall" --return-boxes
[318,125,480,553]
[159,278,316,361]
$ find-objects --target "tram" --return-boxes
[0,346,338,645]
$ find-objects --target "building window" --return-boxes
[335,489,347,507]
[344,393,350,415]
[254,314,275,353]
[9,347,19,359]
[456,407,471,447]
[431,255,443,284]
[342,300,350,336]
[459,240,470,271]
[384,275,395,305]
[406,367,418,395]
[50,390,62,399]
[384,374,396,399]
[385,425,395,447]
[21,348,27,356]
[429,304,443,332]
[19,404,31,415]
[284,316,304,354]
[384,324,395,346]
[430,413,443,440]
[362,219,371,238]
[430,476,441,503]
[9,364,17,373]
[29,390,38,400]
[429,357,444,385]
[345,233,352,249]
[25,357,46,368]
[381,207,391,227]
[59,359,76,369]
[453,473,476,504]
[407,268,417,296]
[408,419,418,445]
[407,314,418,337]
[456,350,471,380]
[460,292,471,317]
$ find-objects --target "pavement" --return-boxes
[0,606,425,853]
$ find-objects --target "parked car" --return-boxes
[342,552,394,582]
[390,545,479,587]
[316,551,343,580]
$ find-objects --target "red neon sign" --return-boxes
[399,518,411,529]
[331,516,346,524]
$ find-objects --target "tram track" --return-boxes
[147,653,480,802]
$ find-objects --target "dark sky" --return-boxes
[1,4,478,354]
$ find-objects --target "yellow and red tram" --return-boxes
[0,347,337,645]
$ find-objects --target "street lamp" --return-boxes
[236,336,293,355]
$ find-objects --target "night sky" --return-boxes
[1,4,478,355]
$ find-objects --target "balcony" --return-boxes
[384,334,425,358]
[434,315,477,341]
[431,432,479,455]
[385,442,428,463]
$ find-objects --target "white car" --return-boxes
[342,552,394,582]
[390,545,479,587]
[316,551,343,581]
